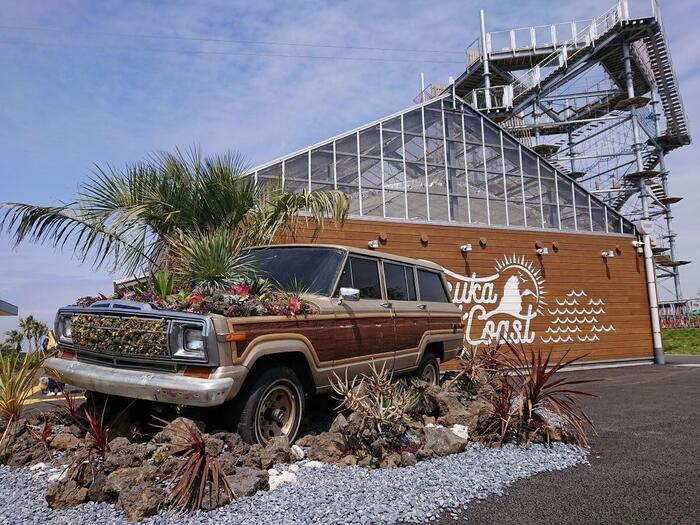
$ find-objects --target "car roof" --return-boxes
[249,244,444,272]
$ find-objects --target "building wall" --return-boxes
[286,218,654,364]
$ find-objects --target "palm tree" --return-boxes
[3,330,23,353]
[19,316,48,353]
[18,316,34,352]
[1,148,347,288]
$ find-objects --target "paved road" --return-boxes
[441,356,700,525]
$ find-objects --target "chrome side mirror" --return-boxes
[339,287,360,302]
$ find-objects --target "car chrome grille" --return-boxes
[71,314,169,358]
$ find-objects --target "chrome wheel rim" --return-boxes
[256,383,298,443]
[421,363,438,385]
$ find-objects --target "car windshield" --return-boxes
[244,247,346,296]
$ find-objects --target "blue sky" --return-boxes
[1,0,698,334]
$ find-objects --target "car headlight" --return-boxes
[58,315,73,342]
[184,328,204,352]
[170,322,207,360]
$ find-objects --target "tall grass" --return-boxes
[0,352,48,422]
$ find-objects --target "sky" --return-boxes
[1,0,698,335]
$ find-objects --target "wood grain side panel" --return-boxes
[234,315,394,363]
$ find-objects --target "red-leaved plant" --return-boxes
[157,418,234,511]
[28,415,54,454]
[498,340,598,445]
[81,403,110,456]
[60,390,80,421]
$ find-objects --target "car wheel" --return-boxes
[412,352,440,386]
[234,366,305,445]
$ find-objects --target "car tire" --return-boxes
[412,352,440,386]
[233,366,305,445]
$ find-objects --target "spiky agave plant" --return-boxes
[162,418,234,511]
[151,268,175,301]
[331,362,423,437]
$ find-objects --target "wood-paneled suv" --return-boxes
[46,245,464,444]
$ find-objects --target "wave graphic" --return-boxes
[588,298,604,306]
[566,290,588,298]
[552,316,599,325]
[577,334,600,342]
[547,307,605,316]
[545,326,582,334]
[590,324,615,333]
[555,298,579,306]
[541,335,574,344]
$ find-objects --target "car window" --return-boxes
[384,262,417,301]
[351,257,382,299]
[245,246,345,296]
[417,269,450,303]
[334,259,352,295]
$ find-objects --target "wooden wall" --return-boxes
[284,218,654,364]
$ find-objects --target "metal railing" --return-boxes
[465,0,664,112]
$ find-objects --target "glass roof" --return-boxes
[249,93,635,235]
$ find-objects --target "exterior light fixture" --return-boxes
[536,247,548,256]
[367,240,380,250]
[601,250,616,259]
[460,243,473,253]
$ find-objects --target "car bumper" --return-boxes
[44,357,234,407]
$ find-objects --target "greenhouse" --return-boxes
[250,94,635,236]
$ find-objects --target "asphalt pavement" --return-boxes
[441,355,700,525]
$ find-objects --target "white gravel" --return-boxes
[0,443,588,525]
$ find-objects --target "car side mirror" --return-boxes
[339,287,360,302]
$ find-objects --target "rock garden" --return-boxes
[0,342,594,524]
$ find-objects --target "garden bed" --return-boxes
[0,443,587,525]
[0,343,596,523]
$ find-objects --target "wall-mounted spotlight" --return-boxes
[601,250,616,259]
[631,240,644,254]
[368,240,380,250]
[460,243,473,253]
[536,247,548,256]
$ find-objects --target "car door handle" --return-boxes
[380,302,392,308]
[417,304,427,310]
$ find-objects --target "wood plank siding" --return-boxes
[282,218,654,364]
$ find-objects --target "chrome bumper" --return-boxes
[45,357,234,407]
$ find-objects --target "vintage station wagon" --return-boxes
[46,245,464,444]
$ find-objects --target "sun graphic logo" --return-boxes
[492,255,547,319]
[444,254,546,347]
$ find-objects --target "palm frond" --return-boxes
[0,202,155,274]
[169,228,253,292]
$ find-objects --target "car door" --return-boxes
[416,267,460,333]
[333,255,395,375]
[382,261,425,372]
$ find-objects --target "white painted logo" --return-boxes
[444,255,546,347]
[542,290,615,343]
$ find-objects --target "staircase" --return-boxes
[642,23,691,142]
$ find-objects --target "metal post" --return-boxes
[420,72,426,102]
[480,10,492,110]
[622,42,650,220]
[637,221,665,364]
[567,128,576,174]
